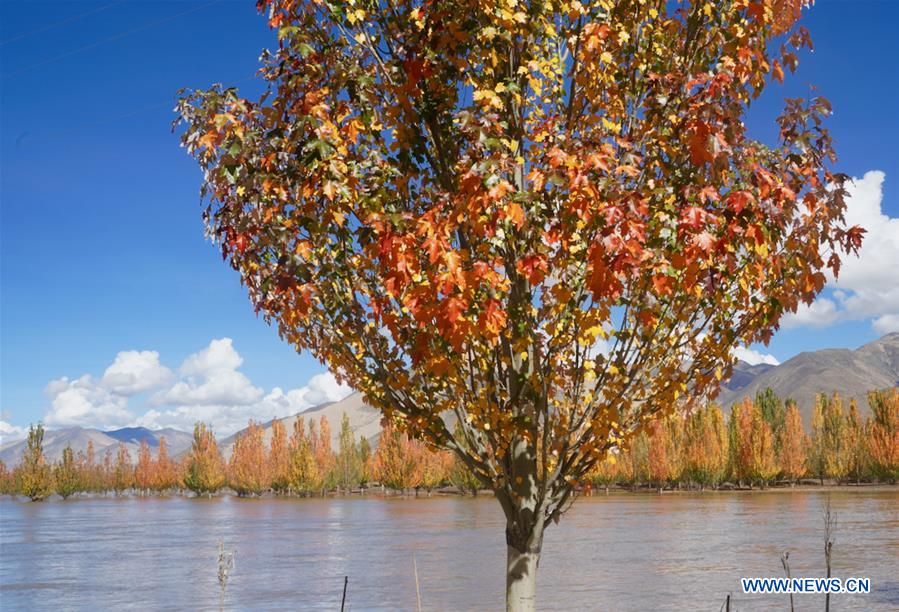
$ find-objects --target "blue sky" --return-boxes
[1,1,897,437]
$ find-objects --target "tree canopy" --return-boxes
[177,1,863,607]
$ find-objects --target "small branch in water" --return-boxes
[217,540,236,611]
[413,552,422,612]
[823,497,837,612]
[781,551,794,612]
[340,576,348,612]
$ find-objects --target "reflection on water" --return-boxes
[1,491,897,610]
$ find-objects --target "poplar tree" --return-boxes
[17,423,54,502]
[269,419,292,494]
[184,422,226,496]
[335,413,362,490]
[778,402,807,483]
[866,389,898,483]
[54,445,82,500]
[229,421,270,496]
[134,440,154,494]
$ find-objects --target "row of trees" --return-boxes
[0,414,475,501]
[590,389,899,490]
[3,389,896,501]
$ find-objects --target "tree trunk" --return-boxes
[506,544,540,611]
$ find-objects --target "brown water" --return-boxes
[1,490,897,611]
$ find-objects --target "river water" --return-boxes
[1,490,897,610]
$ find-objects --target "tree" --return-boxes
[588,452,619,494]
[335,413,362,490]
[809,393,850,483]
[845,400,867,484]
[228,421,270,496]
[80,440,101,493]
[730,399,778,488]
[269,419,292,494]
[756,388,787,453]
[288,417,329,494]
[778,402,807,483]
[418,447,453,495]
[647,418,681,489]
[184,422,226,496]
[358,435,373,487]
[683,404,728,489]
[134,440,155,494]
[112,443,133,495]
[153,437,178,493]
[17,423,54,501]
[0,460,11,495]
[867,389,898,483]
[176,1,863,607]
[54,446,82,500]
[372,421,422,492]
[620,431,650,490]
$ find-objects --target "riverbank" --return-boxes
[2,479,896,503]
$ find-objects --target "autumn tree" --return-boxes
[229,421,270,496]
[177,1,863,606]
[588,452,620,494]
[418,447,453,495]
[778,402,807,483]
[111,443,133,495]
[335,413,362,490]
[730,399,778,487]
[54,446,82,500]
[809,393,849,483]
[17,423,54,501]
[0,460,11,495]
[867,389,898,482]
[184,422,226,496]
[358,435,373,487]
[134,440,155,494]
[313,416,336,493]
[288,417,315,494]
[647,418,682,488]
[683,404,728,489]
[372,421,422,492]
[844,400,867,484]
[268,419,291,494]
[153,437,179,493]
[79,440,101,493]
[620,430,650,490]
[756,388,787,453]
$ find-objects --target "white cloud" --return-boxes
[733,346,780,366]
[26,338,353,436]
[43,375,133,430]
[873,313,899,335]
[781,297,840,329]
[0,420,27,444]
[151,370,263,407]
[781,171,899,333]
[179,338,243,376]
[100,350,174,395]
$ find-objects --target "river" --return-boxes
[1,489,897,610]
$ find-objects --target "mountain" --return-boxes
[717,332,899,424]
[218,392,381,460]
[0,426,194,467]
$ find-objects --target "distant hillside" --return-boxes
[5,334,897,466]
[717,332,899,424]
[218,392,381,460]
[0,426,194,466]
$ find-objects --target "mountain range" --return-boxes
[3,333,897,465]
[0,426,194,467]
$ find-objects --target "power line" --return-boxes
[2,0,224,79]
[1,1,125,47]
